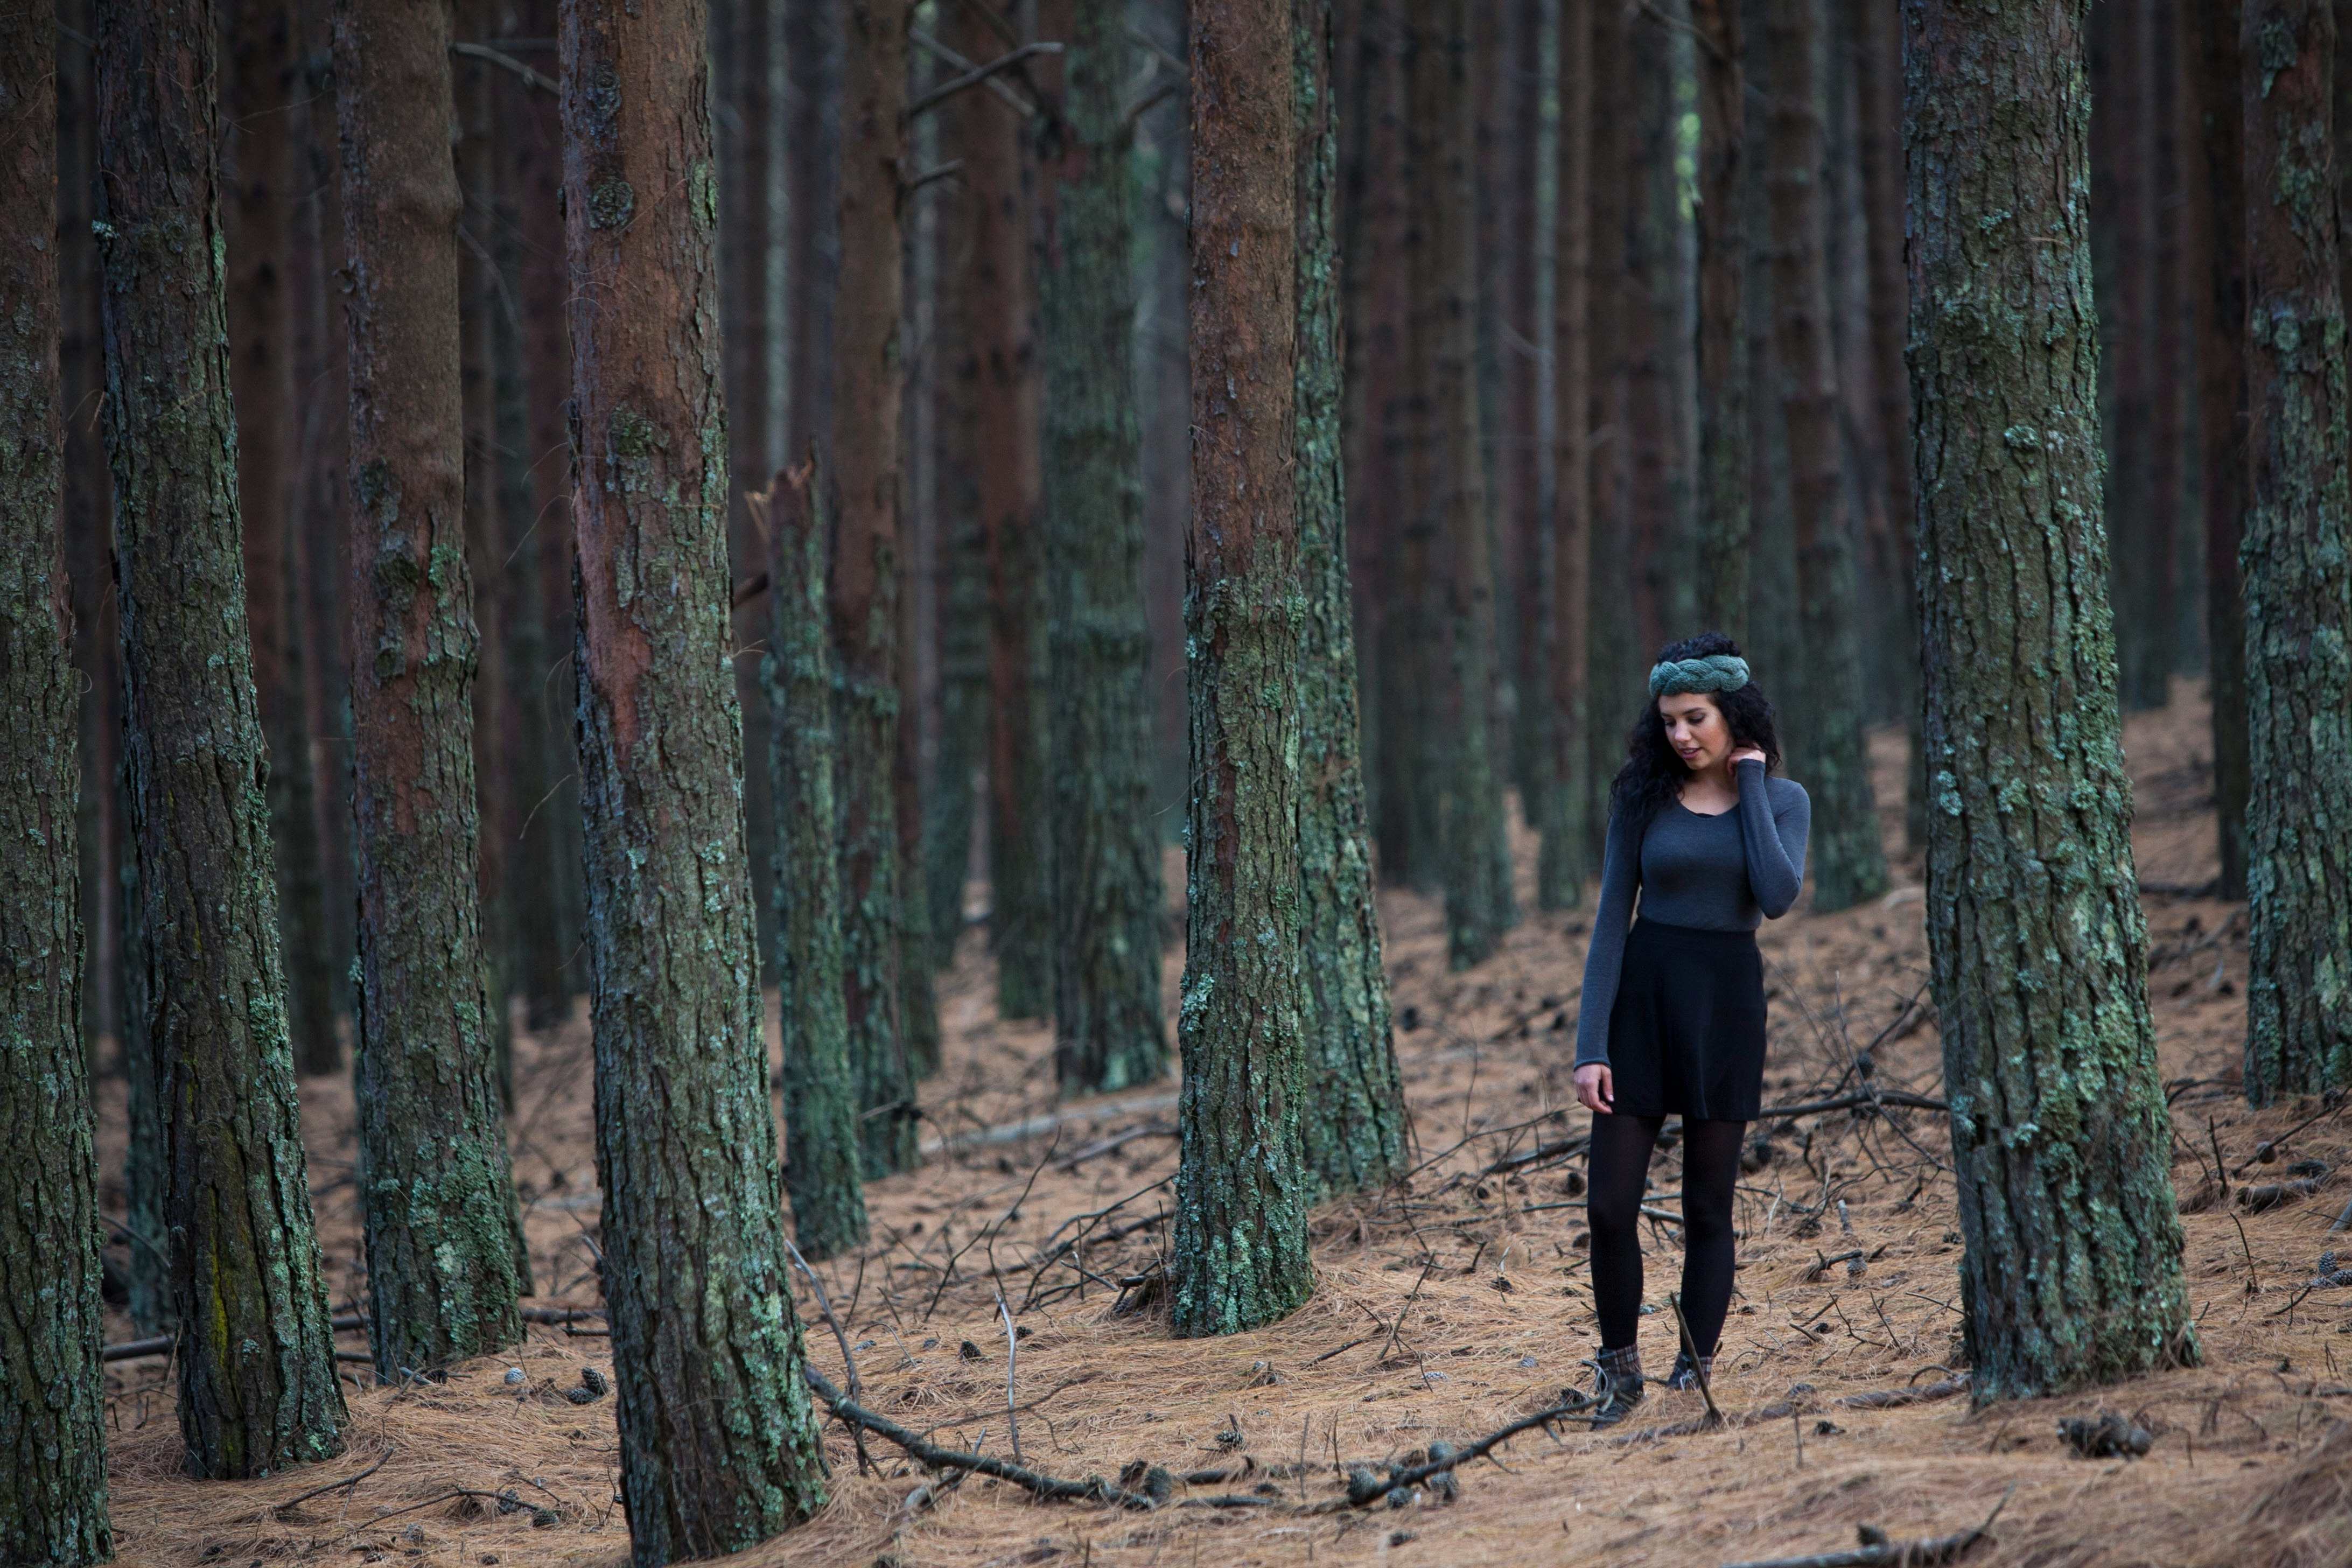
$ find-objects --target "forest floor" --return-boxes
[93,679,2352,1568]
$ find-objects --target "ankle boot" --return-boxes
[1665,1348,1714,1391]
[1583,1345,1646,1427]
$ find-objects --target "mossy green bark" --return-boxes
[337,0,527,1380]
[1176,0,1315,1338]
[924,505,988,971]
[1906,0,2196,1401]
[560,1,830,1557]
[765,464,869,1261]
[1766,0,1885,913]
[1410,1,1515,969]
[95,0,349,1480]
[2239,0,2352,1102]
[0,27,112,1556]
[1039,0,1170,1098]
[831,0,919,1177]
[1294,0,1405,1192]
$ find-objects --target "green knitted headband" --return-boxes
[1649,653,1751,697]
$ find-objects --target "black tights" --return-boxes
[1587,1113,1746,1355]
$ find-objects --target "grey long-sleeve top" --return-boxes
[1573,759,1811,1069]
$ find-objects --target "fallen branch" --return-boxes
[1720,1485,2011,1568]
[270,1444,392,1517]
[1479,1133,1591,1178]
[1837,1377,1968,1410]
[1340,1397,1608,1507]
[801,1364,1154,1508]
[1760,1089,1947,1120]
[783,1238,874,1476]
[1051,1123,1176,1172]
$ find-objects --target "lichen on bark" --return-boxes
[1906,0,2196,1400]
[2239,0,2352,1103]
[763,463,869,1261]
[1038,0,1170,1098]
[336,0,527,1381]
[1175,0,1316,1338]
[1294,0,1405,1193]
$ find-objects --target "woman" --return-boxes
[1571,632,1809,1424]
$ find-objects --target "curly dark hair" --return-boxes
[1608,631,1782,829]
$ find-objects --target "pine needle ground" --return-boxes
[92,680,2352,1567]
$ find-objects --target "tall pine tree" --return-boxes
[334,0,526,1378]
[96,0,347,1478]
[2239,0,2352,1101]
[1908,0,2196,1397]
[1175,0,1315,1336]
[559,0,829,1554]
[0,20,111,1553]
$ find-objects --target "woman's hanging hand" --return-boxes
[1574,1062,1614,1114]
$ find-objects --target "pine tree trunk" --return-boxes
[492,13,571,1033]
[0,26,111,1554]
[1294,0,1404,1192]
[96,0,348,1478]
[1765,0,1885,912]
[1907,0,2197,1398]
[828,0,918,1175]
[225,0,339,1078]
[1033,0,1170,1096]
[923,206,986,973]
[762,464,869,1261]
[1692,0,1749,636]
[2147,0,2186,704]
[334,0,526,1376]
[1851,0,1925,855]
[1412,0,1514,969]
[558,0,830,1555]
[2091,4,2170,713]
[2186,0,2251,900]
[59,0,121,1074]
[785,0,840,460]
[957,2,1053,1020]
[1502,2,1548,816]
[1537,0,1593,909]
[1582,0,1635,862]
[1176,0,1315,1338]
[718,0,780,995]
[509,0,585,1017]
[2240,0,2352,1101]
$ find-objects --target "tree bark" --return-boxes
[1176,0,1314,1338]
[829,0,918,1175]
[958,0,1053,1020]
[1765,0,1885,912]
[2091,3,2173,713]
[717,0,780,997]
[1294,0,1404,1192]
[1411,0,1514,969]
[507,0,585,1019]
[0,22,111,1555]
[2186,0,2251,900]
[923,193,987,974]
[785,0,840,460]
[334,0,526,1377]
[96,0,348,1478]
[1907,0,2197,1399]
[559,0,831,1555]
[2240,0,2352,1101]
[1582,0,1638,858]
[762,463,869,1261]
[224,0,339,1079]
[1033,0,1169,1096]
[1692,0,1749,637]
[1851,0,1926,854]
[1537,0,1593,910]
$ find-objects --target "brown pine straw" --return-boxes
[90,702,2352,1566]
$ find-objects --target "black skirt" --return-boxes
[1605,917,1768,1121]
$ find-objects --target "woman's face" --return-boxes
[1657,691,1732,774]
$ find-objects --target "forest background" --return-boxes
[8,0,2352,1566]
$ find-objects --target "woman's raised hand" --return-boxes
[1729,746,1767,767]
[1573,1062,1614,1115]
